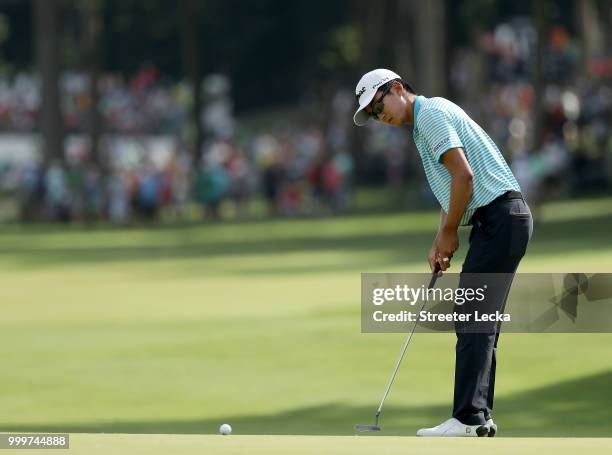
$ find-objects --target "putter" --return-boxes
[355,264,442,433]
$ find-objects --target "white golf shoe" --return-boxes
[485,418,497,437]
[416,417,489,437]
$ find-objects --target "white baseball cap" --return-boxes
[353,68,402,126]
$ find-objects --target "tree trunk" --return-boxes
[83,0,103,170]
[533,0,548,150]
[394,0,417,85]
[180,0,203,165]
[34,0,64,164]
[578,0,605,74]
[348,0,386,181]
[355,0,385,72]
[416,0,446,96]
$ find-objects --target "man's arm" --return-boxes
[428,208,447,272]
[429,147,473,271]
[441,147,473,231]
[437,208,447,234]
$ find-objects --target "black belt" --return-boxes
[494,190,523,201]
[471,191,523,225]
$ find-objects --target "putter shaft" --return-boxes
[359,267,440,432]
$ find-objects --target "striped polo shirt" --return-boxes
[412,96,521,225]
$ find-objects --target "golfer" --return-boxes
[353,69,533,437]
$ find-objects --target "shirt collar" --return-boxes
[411,95,423,135]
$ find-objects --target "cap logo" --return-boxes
[372,76,390,89]
[356,86,366,100]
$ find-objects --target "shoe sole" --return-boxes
[416,424,492,437]
[488,426,497,437]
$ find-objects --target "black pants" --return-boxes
[452,192,533,426]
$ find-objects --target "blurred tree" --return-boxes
[533,0,549,149]
[578,0,606,70]
[179,0,203,164]
[0,12,10,74]
[450,0,499,121]
[454,0,498,46]
[319,25,360,77]
[34,0,64,164]
[81,0,103,169]
[0,0,33,71]
[353,0,384,73]
[415,0,447,96]
[394,0,417,86]
[7,1,355,114]
[349,0,385,180]
[103,0,180,76]
[317,23,360,135]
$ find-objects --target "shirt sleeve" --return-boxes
[417,108,464,162]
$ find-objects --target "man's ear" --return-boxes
[391,80,404,95]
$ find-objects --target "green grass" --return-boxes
[3,434,611,455]
[0,196,611,453]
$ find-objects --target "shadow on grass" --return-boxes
[1,213,612,272]
[0,231,432,264]
[3,370,611,437]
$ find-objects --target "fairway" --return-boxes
[1,196,612,449]
[3,434,612,455]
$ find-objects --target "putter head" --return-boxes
[354,424,381,432]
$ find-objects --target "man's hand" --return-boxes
[435,227,459,271]
[428,243,438,273]
[427,209,459,272]
[429,227,459,273]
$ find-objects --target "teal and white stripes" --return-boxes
[412,96,521,225]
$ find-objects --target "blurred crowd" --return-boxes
[0,67,355,223]
[0,65,189,134]
[452,22,612,205]
[0,133,354,223]
[0,21,611,223]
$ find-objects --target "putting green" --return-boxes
[1,196,611,441]
[4,434,611,455]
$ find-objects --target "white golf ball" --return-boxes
[219,423,232,435]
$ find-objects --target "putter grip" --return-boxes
[429,263,441,288]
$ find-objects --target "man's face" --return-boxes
[365,81,407,127]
